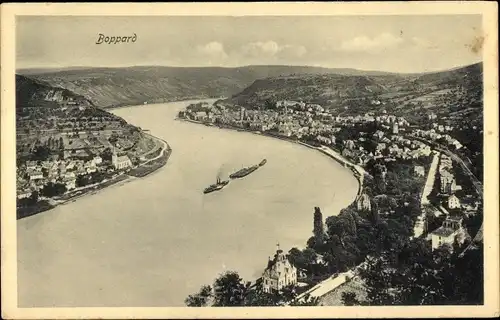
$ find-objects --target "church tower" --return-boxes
[392,122,399,134]
[112,146,118,168]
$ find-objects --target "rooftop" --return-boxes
[263,249,295,280]
[447,214,463,222]
[116,155,131,162]
[431,226,457,237]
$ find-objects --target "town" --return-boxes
[15,82,171,219]
[12,10,491,312]
[181,98,483,306]
[180,99,481,227]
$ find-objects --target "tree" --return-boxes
[76,175,89,187]
[187,272,306,307]
[264,99,276,110]
[185,285,213,307]
[355,239,483,306]
[243,284,276,306]
[341,292,360,306]
[31,145,51,161]
[212,271,250,307]
[354,252,412,306]
[40,182,67,197]
[245,282,303,306]
[101,148,113,161]
[288,247,318,273]
[368,201,380,225]
[326,211,357,248]
[29,191,39,204]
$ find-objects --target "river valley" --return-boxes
[17,99,359,307]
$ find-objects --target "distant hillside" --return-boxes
[17,66,97,75]
[18,65,395,108]
[18,63,482,124]
[16,74,92,108]
[225,63,483,123]
[16,75,128,135]
[227,74,392,107]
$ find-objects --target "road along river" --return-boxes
[17,99,358,307]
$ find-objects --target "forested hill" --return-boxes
[18,62,483,124]
[16,74,93,108]
[17,65,395,108]
[225,62,483,124]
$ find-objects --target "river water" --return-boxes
[17,100,358,307]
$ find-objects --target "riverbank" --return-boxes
[18,100,362,307]
[179,116,369,303]
[179,117,364,200]
[106,96,220,111]
[128,133,172,178]
[16,132,171,220]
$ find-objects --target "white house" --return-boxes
[29,171,44,181]
[414,165,426,177]
[112,150,132,170]
[262,246,297,293]
[429,216,469,251]
[64,177,76,190]
[356,193,371,211]
[93,156,103,165]
[447,194,461,209]
[440,170,456,194]
[17,190,32,199]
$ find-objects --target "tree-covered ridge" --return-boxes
[290,158,427,280]
[20,65,355,108]
[225,63,482,124]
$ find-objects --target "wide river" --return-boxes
[17,99,358,307]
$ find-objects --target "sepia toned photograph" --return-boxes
[1,2,499,319]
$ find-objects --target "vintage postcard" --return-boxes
[1,2,499,319]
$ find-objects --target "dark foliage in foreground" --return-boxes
[185,271,319,307]
[342,241,483,306]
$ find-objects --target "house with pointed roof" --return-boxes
[112,148,132,170]
[356,193,371,212]
[262,245,297,294]
[429,215,469,251]
[447,194,461,210]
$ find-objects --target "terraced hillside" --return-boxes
[15,74,134,160]
[18,65,394,108]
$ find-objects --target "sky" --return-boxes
[16,15,483,73]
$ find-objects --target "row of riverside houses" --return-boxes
[182,101,480,253]
[16,149,132,200]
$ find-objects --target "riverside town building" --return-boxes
[262,245,298,293]
[112,150,132,170]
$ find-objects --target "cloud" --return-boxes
[240,41,280,57]
[279,44,307,58]
[339,33,403,53]
[196,41,228,60]
[239,41,307,59]
[195,40,308,66]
